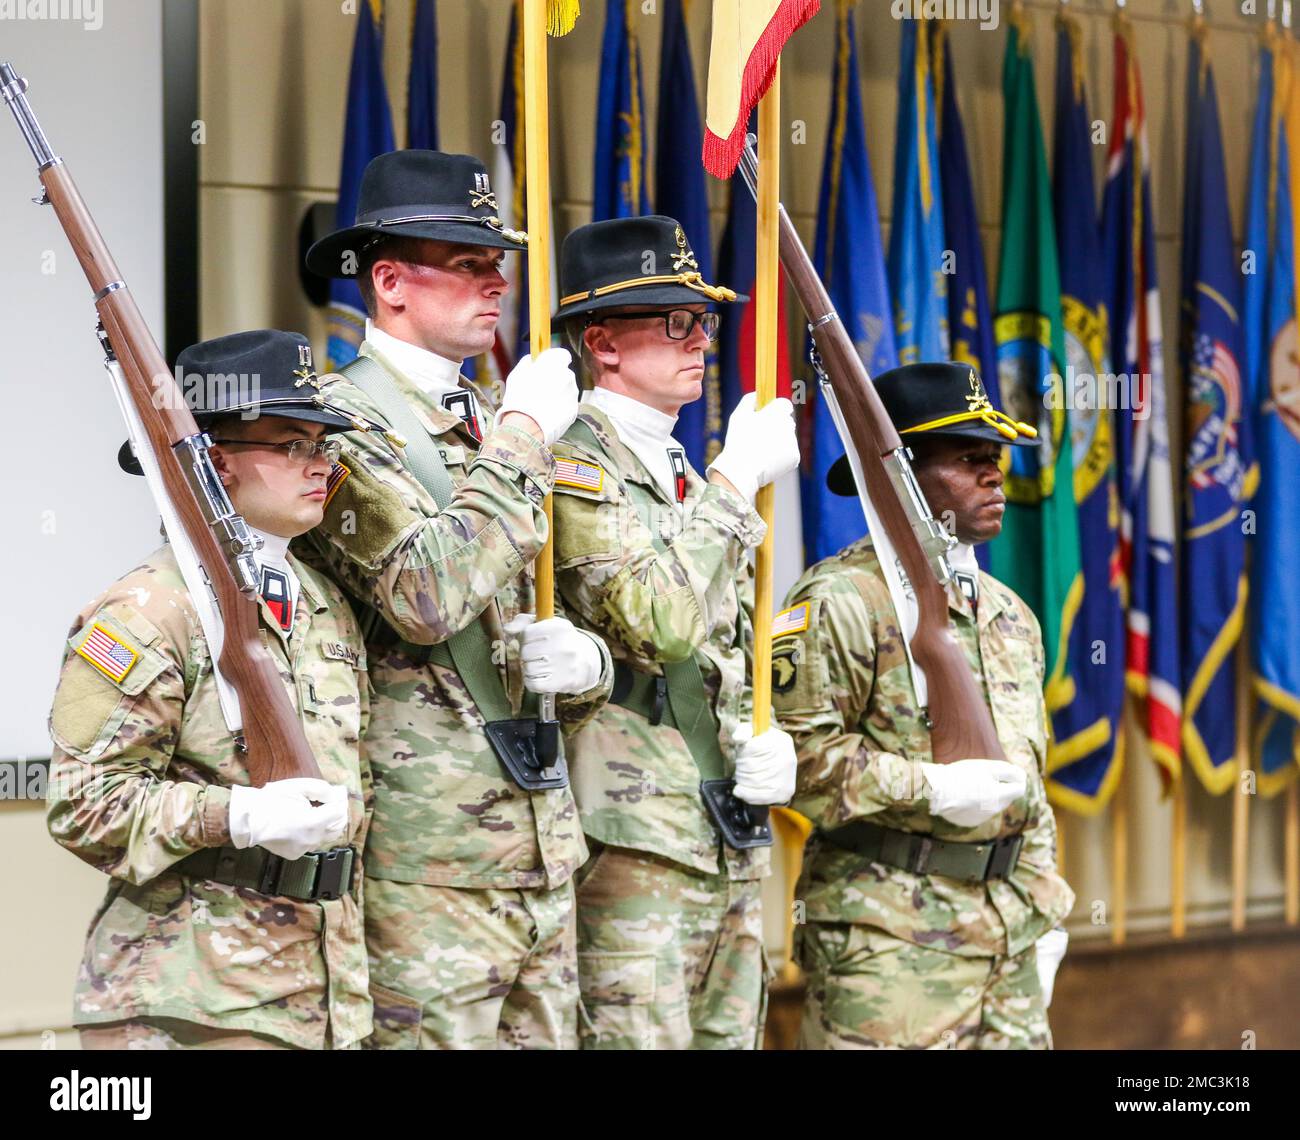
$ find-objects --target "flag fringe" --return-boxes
[548,0,580,37]
[702,0,821,178]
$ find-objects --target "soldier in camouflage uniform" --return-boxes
[773,362,1075,1050]
[548,216,801,1049]
[47,330,372,1050]
[301,150,613,1049]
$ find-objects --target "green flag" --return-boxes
[987,10,1082,713]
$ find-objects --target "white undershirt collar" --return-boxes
[584,387,686,505]
[364,320,465,401]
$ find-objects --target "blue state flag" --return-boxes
[887,19,947,364]
[408,0,439,150]
[804,0,896,566]
[654,0,718,474]
[593,0,650,221]
[1180,28,1256,794]
[932,21,995,570]
[326,0,395,370]
[1046,10,1125,814]
[1254,40,1300,797]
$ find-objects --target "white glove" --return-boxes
[1035,927,1069,1008]
[920,759,1027,828]
[707,392,800,504]
[496,347,580,446]
[731,723,798,806]
[505,614,604,695]
[228,778,350,862]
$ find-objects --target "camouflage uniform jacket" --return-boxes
[772,538,1075,957]
[551,405,770,881]
[297,342,611,892]
[46,544,373,1049]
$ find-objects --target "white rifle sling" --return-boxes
[104,357,245,736]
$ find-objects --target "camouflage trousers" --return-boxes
[80,1018,298,1050]
[797,922,1051,1050]
[575,842,768,1050]
[362,876,578,1050]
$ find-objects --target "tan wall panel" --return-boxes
[0,804,107,1041]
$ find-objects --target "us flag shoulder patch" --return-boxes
[772,603,810,639]
[324,460,351,509]
[76,622,139,683]
[554,459,604,492]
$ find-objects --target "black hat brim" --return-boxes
[117,402,359,476]
[826,423,1038,497]
[553,282,747,323]
[306,220,525,278]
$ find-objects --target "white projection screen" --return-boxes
[0,1,170,762]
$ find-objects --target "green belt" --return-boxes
[175,845,357,901]
[818,820,1023,884]
[609,660,724,781]
[340,354,522,724]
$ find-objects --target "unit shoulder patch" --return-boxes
[772,602,811,639]
[324,460,351,509]
[554,458,605,493]
[75,621,140,684]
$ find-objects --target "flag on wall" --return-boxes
[931,20,996,571]
[987,7,1081,715]
[888,19,947,364]
[1179,20,1256,794]
[1101,11,1181,783]
[804,0,896,566]
[1254,35,1300,796]
[408,0,439,150]
[594,0,650,220]
[1046,8,1125,814]
[655,0,720,474]
[326,0,396,370]
[701,0,820,178]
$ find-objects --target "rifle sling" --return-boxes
[566,417,725,783]
[340,355,517,725]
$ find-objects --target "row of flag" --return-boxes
[321,1,1297,811]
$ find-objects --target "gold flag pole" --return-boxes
[1170,774,1186,938]
[1231,622,1252,932]
[1112,711,1130,946]
[1286,781,1299,925]
[750,66,781,738]
[523,0,561,626]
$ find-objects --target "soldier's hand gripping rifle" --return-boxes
[3,62,327,784]
[737,138,1004,764]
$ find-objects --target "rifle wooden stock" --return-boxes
[35,157,323,785]
[772,203,1005,764]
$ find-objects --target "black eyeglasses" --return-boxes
[597,309,720,343]
[209,438,343,465]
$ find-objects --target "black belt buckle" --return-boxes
[485,718,570,790]
[256,852,285,897]
[313,846,356,901]
[649,677,667,726]
[985,833,1023,880]
[700,778,773,850]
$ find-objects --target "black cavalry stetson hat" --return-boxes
[553,215,744,322]
[827,361,1038,496]
[305,149,527,279]
[118,329,359,475]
